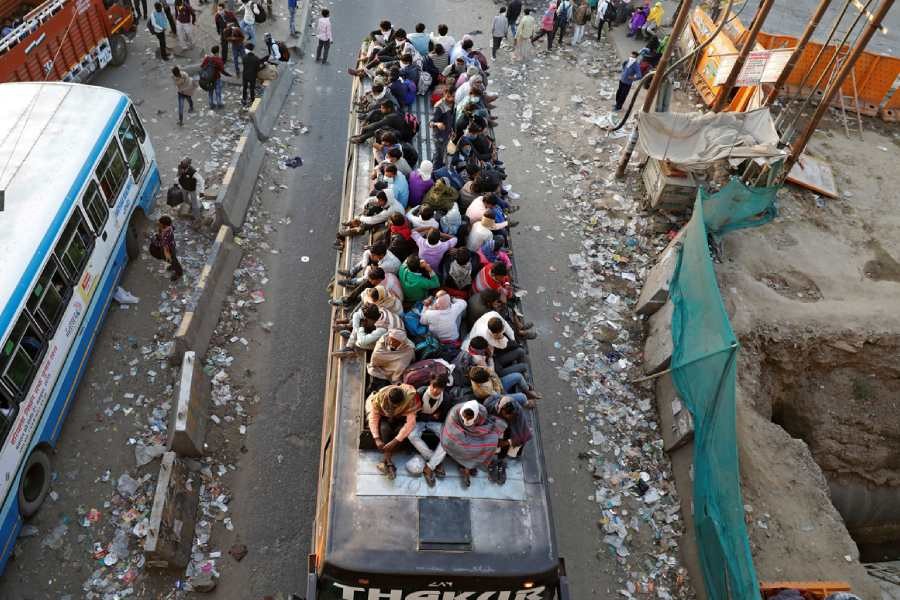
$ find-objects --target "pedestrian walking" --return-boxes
[174,0,196,51]
[506,0,522,37]
[148,3,170,60]
[513,8,536,62]
[149,216,183,282]
[531,3,556,51]
[240,0,260,45]
[242,42,263,106]
[614,51,641,111]
[315,8,332,63]
[491,7,508,60]
[596,0,612,41]
[287,0,298,36]
[555,0,573,45]
[131,0,147,21]
[224,22,245,75]
[171,66,197,125]
[200,47,231,108]
[214,3,238,59]
[177,158,204,225]
[572,0,591,44]
[163,0,176,34]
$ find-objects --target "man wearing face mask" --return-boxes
[441,400,507,488]
[382,163,409,209]
[367,329,416,384]
[366,383,420,479]
[408,373,450,487]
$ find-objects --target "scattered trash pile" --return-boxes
[496,41,693,598]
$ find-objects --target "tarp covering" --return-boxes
[669,182,768,600]
[702,177,779,236]
[637,108,787,168]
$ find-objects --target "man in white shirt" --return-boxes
[420,291,467,343]
[430,23,455,56]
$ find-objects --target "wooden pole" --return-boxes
[782,0,894,176]
[764,0,833,106]
[614,0,694,179]
[711,0,775,112]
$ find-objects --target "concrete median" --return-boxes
[249,62,295,141]
[169,225,243,366]
[214,123,266,230]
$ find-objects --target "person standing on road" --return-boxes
[240,0,260,45]
[224,21,245,75]
[506,0,522,37]
[572,0,591,44]
[149,3,170,60]
[150,216,183,282]
[315,8,333,64]
[163,0,177,34]
[214,3,238,60]
[177,158,205,225]
[491,7,508,60]
[531,3,556,51]
[241,43,263,107]
[171,66,197,125]
[555,0,573,45]
[614,50,642,111]
[596,0,612,41]
[174,0,196,51]
[201,47,230,109]
[513,8,536,62]
[131,0,147,21]
[287,0,298,37]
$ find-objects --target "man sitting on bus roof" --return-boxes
[485,394,533,485]
[350,101,412,144]
[441,400,507,488]
[366,382,421,480]
[408,373,450,487]
[367,328,415,384]
[334,190,403,247]
[333,303,403,356]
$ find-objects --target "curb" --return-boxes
[249,62,295,140]
[214,123,267,230]
[169,225,244,366]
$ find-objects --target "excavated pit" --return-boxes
[740,331,900,562]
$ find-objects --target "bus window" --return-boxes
[128,106,147,143]
[117,113,145,180]
[53,211,93,283]
[0,314,45,400]
[82,181,109,233]
[95,140,128,206]
[26,261,70,334]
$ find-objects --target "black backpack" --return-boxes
[400,143,419,169]
[253,2,267,23]
[198,62,216,91]
[166,184,184,207]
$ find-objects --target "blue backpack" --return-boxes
[401,79,417,106]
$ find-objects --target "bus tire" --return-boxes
[125,220,140,261]
[18,450,51,518]
[110,34,128,67]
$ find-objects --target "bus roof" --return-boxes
[321,86,561,584]
[0,82,128,328]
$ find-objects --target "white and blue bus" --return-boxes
[0,82,159,572]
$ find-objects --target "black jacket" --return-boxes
[243,51,263,82]
[369,112,412,141]
[507,0,522,23]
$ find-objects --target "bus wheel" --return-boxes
[18,450,51,518]
[126,220,140,261]
[110,34,128,67]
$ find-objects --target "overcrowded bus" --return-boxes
[306,32,569,600]
[0,82,159,572]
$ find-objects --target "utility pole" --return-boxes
[614,0,694,179]
[764,0,833,106]
[711,0,775,112]
[782,0,894,175]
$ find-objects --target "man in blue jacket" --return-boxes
[614,51,642,111]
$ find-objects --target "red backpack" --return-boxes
[403,112,420,136]
[402,359,449,388]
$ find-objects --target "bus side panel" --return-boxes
[0,226,128,575]
[137,162,161,216]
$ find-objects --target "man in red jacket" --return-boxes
[200,47,232,109]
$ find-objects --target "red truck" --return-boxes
[0,0,134,83]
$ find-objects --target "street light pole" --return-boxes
[711,0,775,112]
[614,0,694,179]
[782,0,894,176]
[764,0,833,106]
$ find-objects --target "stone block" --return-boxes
[144,452,199,569]
[167,351,209,457]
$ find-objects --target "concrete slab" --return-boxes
[214,125,266,230]
[635,228,685,316]
[144,452,199,569]
[167,351,210,457]
[643,299,673,374]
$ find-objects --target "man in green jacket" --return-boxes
[398,255,440,303]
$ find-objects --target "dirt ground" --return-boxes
[712,111,900,594]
